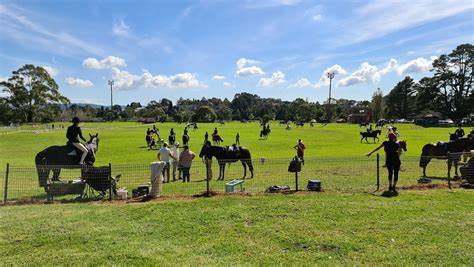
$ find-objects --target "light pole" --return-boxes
[326,72,335,122]
[327,72,335,105]
[108,80,114,110]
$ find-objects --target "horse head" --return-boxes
[398,140,407,152]
[87,133,99,153]
[199,141,212,158]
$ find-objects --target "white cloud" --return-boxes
[315,64,347,87]
[337,58,401,87]
[378,58,398,76]
[236,66,265,77]
[236,58,260,69]
[212,75,226,80]
[83,56,127,70]
[42,66,58,77]
[258,71,286,87]
[304,5,324,22]
[289,78,312,88]
[312,14,323,21]
[235,58,265,77]
[396,56,436,75]
[223,82,234,88]
[65,77,94,88]
[113,18,130,37]
[111,68,207,90]
[342,0,474,44]
[288,78,313,88]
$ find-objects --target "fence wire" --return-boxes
[0,153,468,204]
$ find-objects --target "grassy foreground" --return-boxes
[1,190,473,265]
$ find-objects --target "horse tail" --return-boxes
[35,150,49,187]
[419,145,431,167]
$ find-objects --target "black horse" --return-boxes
[199,142,254,180]
[35,134,99,183]
[360,130,381,143]
[420,137,474,178]
[212,134,224,145]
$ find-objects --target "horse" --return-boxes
[35,134,99,182]
[360,122,368,127]
[420,138,474,178]
[260,126,271,139]
[376,122,385,128]
[199,142,254,180]
[212,134,224,145]
[360,130,381,143]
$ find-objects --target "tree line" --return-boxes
[1,44,472,125]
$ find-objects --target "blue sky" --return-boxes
[0,0,473,105]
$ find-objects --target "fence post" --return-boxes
[3,163,9,204]
[447,152,451,189]
[295,172,299,191]
[376,153,380,191]
[108,163,112,201]
[205,159,210,196]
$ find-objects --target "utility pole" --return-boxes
[326,72,335,123]
[108,80,114,110]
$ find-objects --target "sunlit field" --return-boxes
[1,122,473,265]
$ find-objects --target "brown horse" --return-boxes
[212,134,224,145]
[420,138,474,178]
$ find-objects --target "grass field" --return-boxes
[0,122,461,199]
[0,121,467,165]
[0,122,473,265]
[1,190,473,265]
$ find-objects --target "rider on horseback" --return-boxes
[67,117,88,165]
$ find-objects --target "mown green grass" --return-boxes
[1,122,472,265]
[0,190,473,265]
[0,122,459,200]
[0,121,466,166]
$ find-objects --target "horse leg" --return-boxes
[447,160,452,179]
[241,161,247,179]
[52,168,61,181]
[454,160,459,178]
[221,164,226,180]
[248,160,254,178]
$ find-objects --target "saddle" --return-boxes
[65,142,88,157]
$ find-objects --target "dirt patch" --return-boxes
[399,183,454,190]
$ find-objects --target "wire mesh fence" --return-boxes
[0,153,468,204]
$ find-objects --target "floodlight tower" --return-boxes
[326,72,336,123]
[327,72,335,105]
[108,80,114,110]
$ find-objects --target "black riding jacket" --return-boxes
[67,125,86,143]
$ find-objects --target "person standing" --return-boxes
[179,145,196,182]
[235,132,240,146]
[366,133,402,192]
[171,142,180,181]
[67,117,88,165]
[158,142,176,183]
[204,131,209,143]
[293,139,306,165]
